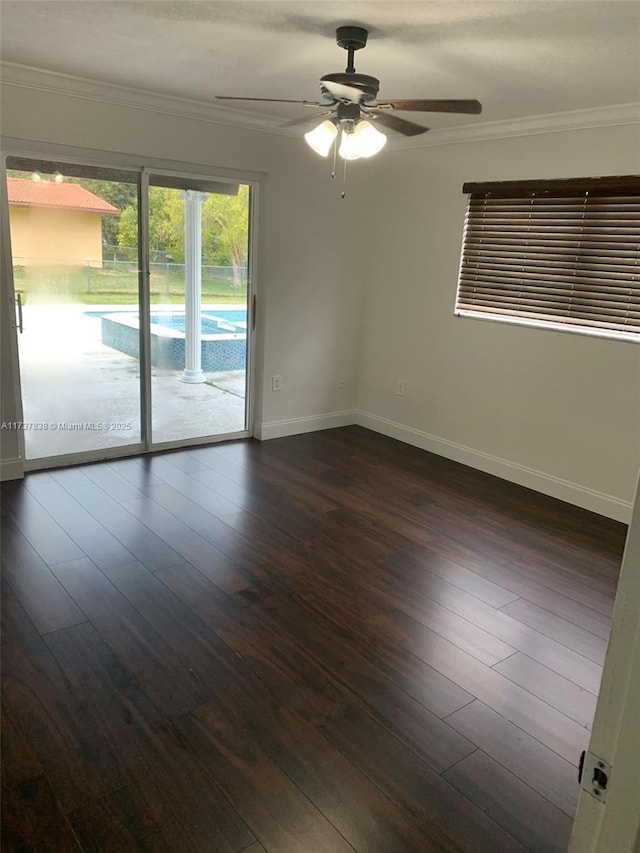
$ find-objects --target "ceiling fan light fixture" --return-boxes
[352,120,387,157]
[338,128,363,161]
[338,120,387,160]
[304,120,338,156]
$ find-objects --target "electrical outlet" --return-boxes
[337,379,346,389]
[396,380,406,397]
[272,375,282,392]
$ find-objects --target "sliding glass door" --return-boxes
[146,175,251,444]
[4,157,255,469]
[6,160,143,462]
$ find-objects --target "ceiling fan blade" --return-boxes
[320,79,364,103]
[280,111,335,128]
[376,99,483,114]
[367,110,429,136]
[216,96,326,106]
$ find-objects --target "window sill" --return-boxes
[454,309,640,344]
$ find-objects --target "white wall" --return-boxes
[357,125,640,519]
[0,77,369,456]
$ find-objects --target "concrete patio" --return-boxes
[17,303,247,460]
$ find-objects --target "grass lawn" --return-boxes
[13,264,247,305]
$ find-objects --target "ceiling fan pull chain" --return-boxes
[341,156,348,199]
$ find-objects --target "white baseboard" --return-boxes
[0,456,24,481]
[6,403,625,520]
[357,410,633,523]
[256,410,357,441]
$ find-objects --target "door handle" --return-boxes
[251,293,257,332]
[15,293,23,334]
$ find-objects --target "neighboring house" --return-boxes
[6,177,118,267]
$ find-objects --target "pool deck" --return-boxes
[17,303,247,461]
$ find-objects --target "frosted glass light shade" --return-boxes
[338,120,387,160]
[304,120,338,156]
[338,129,363,160]
[352,120,387,157]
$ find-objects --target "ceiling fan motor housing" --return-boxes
[320,73,380,103]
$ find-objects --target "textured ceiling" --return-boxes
[1,1,639,130]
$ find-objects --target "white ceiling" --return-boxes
[1,1,640,132]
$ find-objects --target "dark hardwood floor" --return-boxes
[0,426,627,853]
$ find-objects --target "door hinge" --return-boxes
[579,750,611,803]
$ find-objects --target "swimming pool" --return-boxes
[150,311,247,335]
[101,308,247,371]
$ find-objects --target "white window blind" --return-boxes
[455,176,640,341]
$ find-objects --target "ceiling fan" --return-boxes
[216,25,483,157]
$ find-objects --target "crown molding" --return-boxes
[2,62,639,150]
[0,62,286,136]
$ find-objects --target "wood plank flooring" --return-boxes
[1,426,626,853]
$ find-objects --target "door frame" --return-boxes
[1,144,262,472]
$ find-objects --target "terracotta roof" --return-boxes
[7,178,119,215]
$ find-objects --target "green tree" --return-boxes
[118,184,249,284]
[202,185,249,287]
[116,205,138,255]
[118,187,185,261]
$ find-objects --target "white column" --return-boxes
[180,190,207,383]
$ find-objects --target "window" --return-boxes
[455,175,640,341]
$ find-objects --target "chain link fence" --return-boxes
[13,249,248,303]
